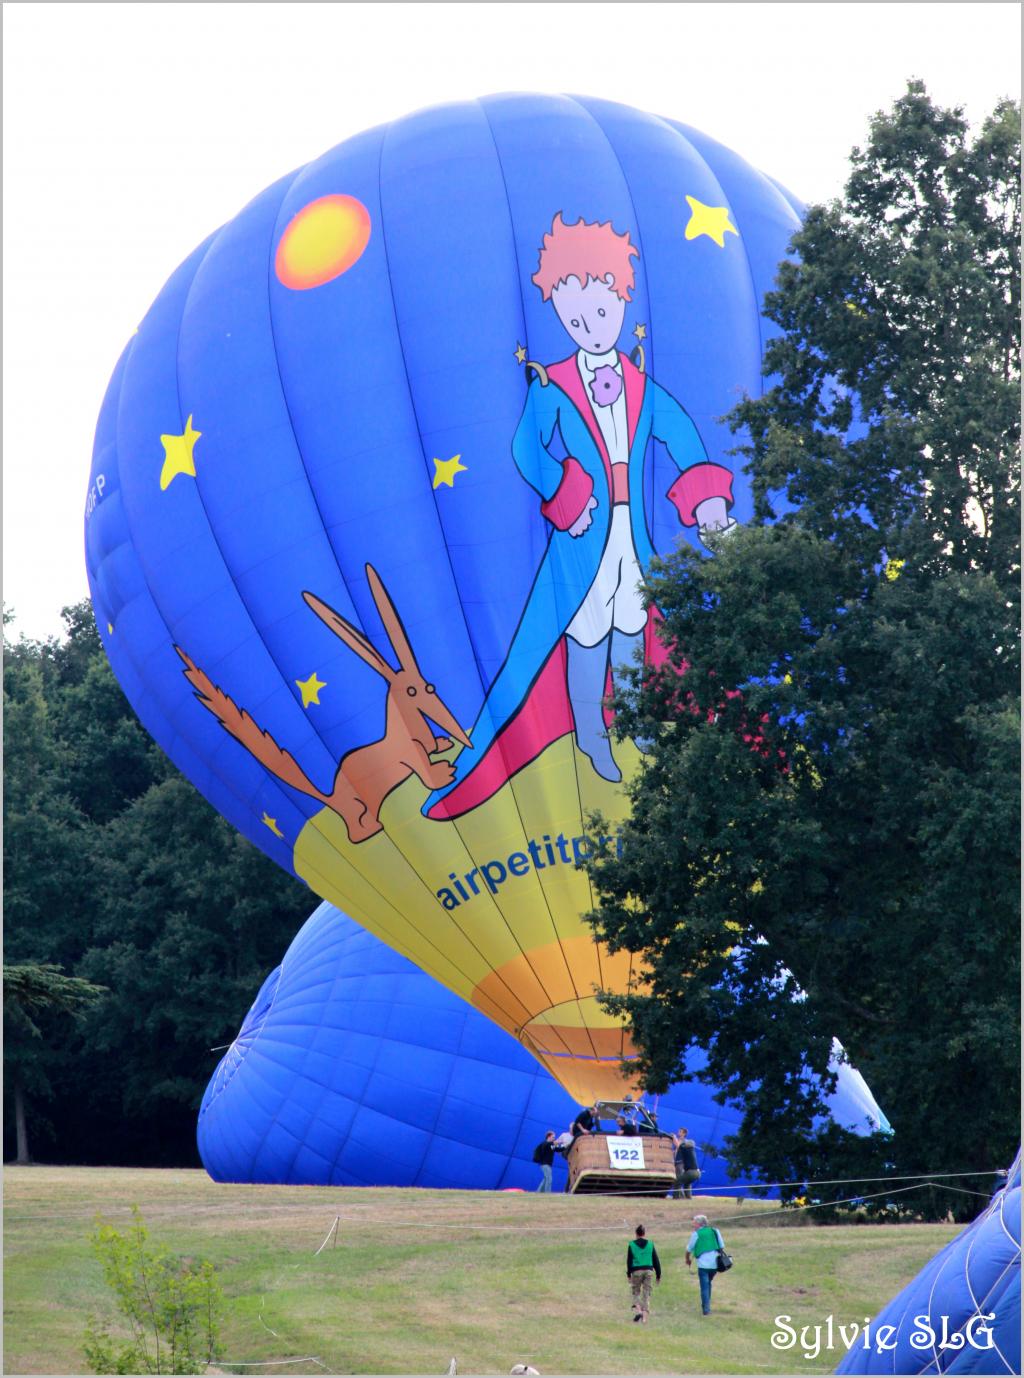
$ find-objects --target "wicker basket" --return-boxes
[566,1133,677,1196]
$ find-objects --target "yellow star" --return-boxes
[684,196,738,248]
[261,813,285,838]
[433,454,467,489]
[884,558,905,582]
[159,415,201,490]
[633,322,647,342]
[514,342,527,365]
[296,671,326,708]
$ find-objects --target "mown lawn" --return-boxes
[3,1167,959,1375]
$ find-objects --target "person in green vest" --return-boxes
[625,1223,662,1324]
[685,1213,726,1315]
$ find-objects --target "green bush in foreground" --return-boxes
[83,1207,222,1374]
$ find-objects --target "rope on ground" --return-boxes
[686,1168,1009,1192]
[312,1216,339,1255]
[5,1167,1008,1227]
[295,1179,987,1240]
[542,1168,1011,1200]
[257,1296,279,1338]
[708,1180,967,1225]
[204,1359,327,1369]
[5,1166,1004,1223]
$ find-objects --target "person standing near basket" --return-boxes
[685,1213,726,1315]
[673,1127,701,1199]
[532,1130,556,1192]
[625,1223,661,1324]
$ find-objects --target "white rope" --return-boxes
[709,1180,973,1226]
[256,1296,279,1338]
[291,1180,990,1239]
[931,1183,1001,1200]
[204,1359,327,1369]
[546,1168,1013,1200]
[5,1166,1009,1223]
[312,1216,339,1256]
[690,1168,1011,1192]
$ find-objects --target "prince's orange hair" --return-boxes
[531,213,638,302]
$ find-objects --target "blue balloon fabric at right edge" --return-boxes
[836,1152,1021,1377]
[198,902,887,1191]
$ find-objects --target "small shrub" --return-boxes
[83,1206,222,1375]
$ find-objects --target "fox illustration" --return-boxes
[177,564,470,843]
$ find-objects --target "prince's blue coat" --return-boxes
[424,351,732,820]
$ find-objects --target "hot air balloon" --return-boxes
[86,93,816,1103]
[198,902,888,1189]
[835,1151,1020,1377]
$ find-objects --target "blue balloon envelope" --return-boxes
[86,94,825,1103]
[198,902,888,1190]
[836,1152,1020,1377]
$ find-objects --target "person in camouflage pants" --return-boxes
[626,1224,662,1323]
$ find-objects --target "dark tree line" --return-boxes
[3,605,312,1166]
[584,83,1020,1216]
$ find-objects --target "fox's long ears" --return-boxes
[366,564,416,673]
[174,647,329,805]
[302,591,394,681]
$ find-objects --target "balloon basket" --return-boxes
[566,1132,677,1196]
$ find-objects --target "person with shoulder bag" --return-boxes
[685,1213,730,1315]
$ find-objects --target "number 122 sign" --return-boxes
[607,1140,646,1170]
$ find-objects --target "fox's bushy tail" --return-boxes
[175,647,331,807]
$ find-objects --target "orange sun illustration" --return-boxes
[275,194,371,290]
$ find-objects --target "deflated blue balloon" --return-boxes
[198,902,888,1190]
[836,1152,1020,1377]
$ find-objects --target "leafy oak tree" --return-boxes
[584,83,1020,1215]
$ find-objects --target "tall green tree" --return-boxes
[4,964,107,1163]
[75,774,316,1164]
[585,83,1020,1214]
[3,604,312,1166]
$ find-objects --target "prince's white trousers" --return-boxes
[566,506,647,648]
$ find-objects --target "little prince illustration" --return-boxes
[425,212,737,820]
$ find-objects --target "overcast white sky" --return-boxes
[3,1,1020,642]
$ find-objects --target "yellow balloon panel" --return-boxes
[294,733,644,1102]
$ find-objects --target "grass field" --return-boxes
[4,1167,959,1376]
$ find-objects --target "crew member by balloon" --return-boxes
[426,213,736,817]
